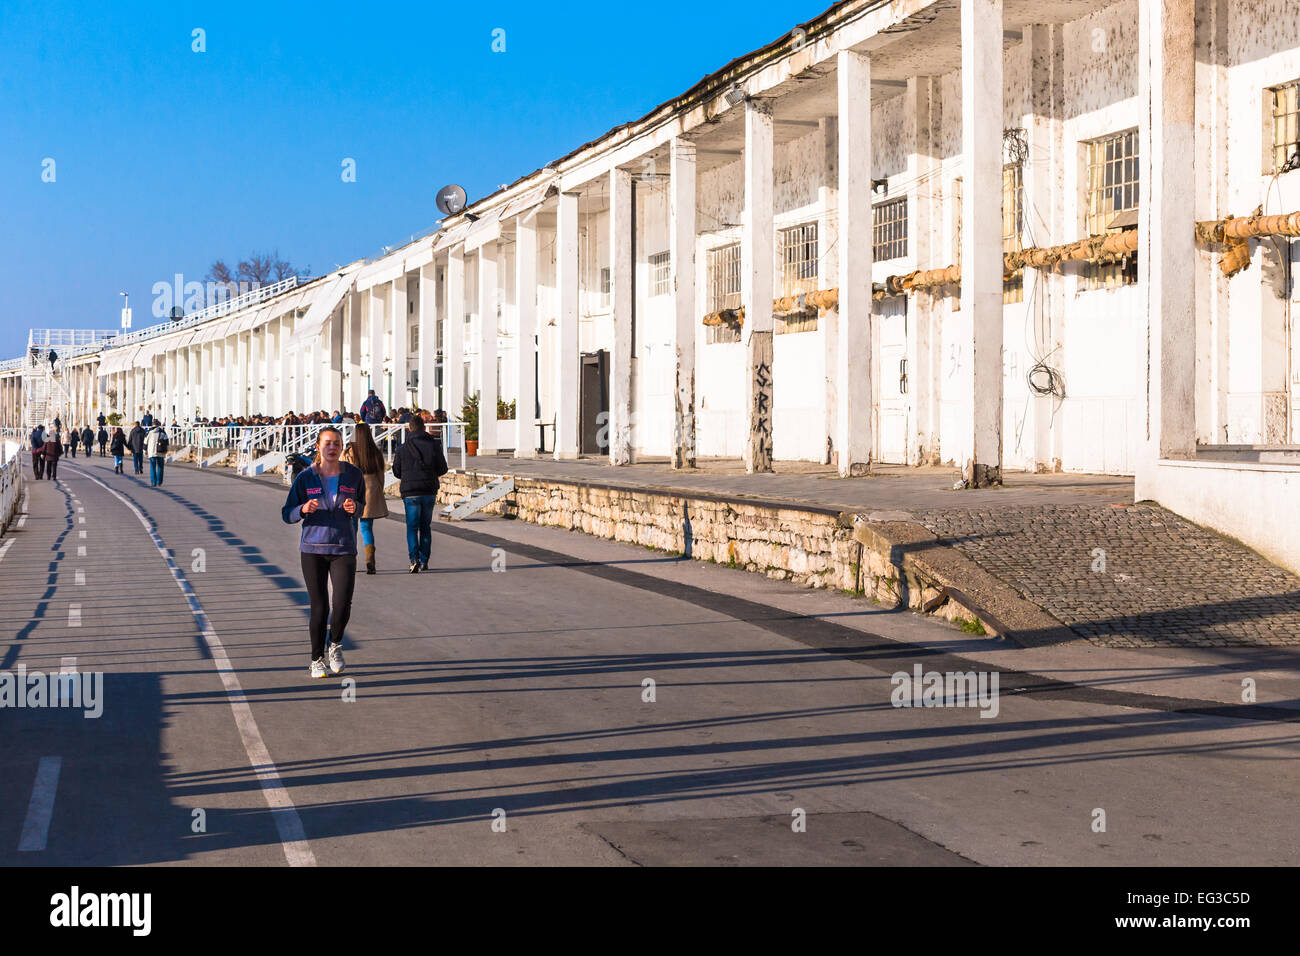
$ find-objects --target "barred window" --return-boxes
[706,243,742,344]
[777,222,818,333]
[1003,163,1024,304]
[873,197,908,261]
[1082,129,1139,290]
[649,251,671,297]
[1270,82,1300,174]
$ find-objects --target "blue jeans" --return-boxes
[403,495,436,564]
[358,517,374,547]
[149,457,165,486]
[133,451,143,473]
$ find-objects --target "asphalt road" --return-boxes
[0,453,1297,866]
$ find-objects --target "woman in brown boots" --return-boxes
[341,422,389,574]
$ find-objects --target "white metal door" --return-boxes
[876,299,908,463]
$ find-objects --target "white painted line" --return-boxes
[78,530,86,538]
[67,604,81,627]
[66,464,317,867]
[78,516,84,524]
[76,506,83,513]
[18,757,62,852]
[74,569,85,586]
[0,538,14,564]
[76,546,86,557]
[60,657,77,673]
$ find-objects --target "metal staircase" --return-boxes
[441,477,514,521]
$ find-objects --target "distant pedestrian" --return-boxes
[128,422,146,474]
[341,422,389,575]
[141,410,154,428]
[29,425,45,480]
[97,425,108,456]
[81,426,94,456]
[68,427,77,457]
[97,411,106,428]
[360,389,386,424]
[145,423,169,486]
[47,348,57,372]
[43,433,62,480]
[110,428,126,473]
[282,427,363,679]
[391,416,448,573]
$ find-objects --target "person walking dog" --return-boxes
[391,416,448,573]
[282,426,364,678]
[341,422,389,575]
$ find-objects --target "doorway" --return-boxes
[580,349,609,455]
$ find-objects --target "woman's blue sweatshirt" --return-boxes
[281,462,367,555]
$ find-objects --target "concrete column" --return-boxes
[670,137,698,469]
[344,291,362,412]
[819,117,839,466]
[478,244,499,453]
[292,317,308,413]
[743,98,775,473]
[392,275,408,410]
[609,166,634,464]
[368,287,385,401]
[1138,0,1197,467]
[271,319,284,414]
[446,250,466,421]
[1025,24,1066,471]
[329,306,345,413]
[1195,0,1230,443]
[961,0,1005,486]
[515,213,538,457]
[838,50,873,476]
[418,263,437,413]
[555,190,580,459]
[234,333,247,417]
[907,76,943,466]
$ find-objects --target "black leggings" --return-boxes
[300,552,356,660]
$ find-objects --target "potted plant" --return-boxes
[462,394,479,456]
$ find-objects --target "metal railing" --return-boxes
[99,277,302,351]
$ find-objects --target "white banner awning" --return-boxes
[289,272,354,345]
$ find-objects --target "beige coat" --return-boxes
[341,444,389,519]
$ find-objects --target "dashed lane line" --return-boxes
[66,464,316,867]
[18,757,62,852]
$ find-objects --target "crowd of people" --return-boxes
[27,410,170,486]
[27,390,453,681]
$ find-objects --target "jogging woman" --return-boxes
[281,426,365,678]
[341,422,389,575]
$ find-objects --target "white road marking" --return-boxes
[0,538,14,564]
[66,464,317,867]
[78,516,84,524]
[74,569,85,586]
[76,546,86,557]
[16,492,28,528]
[18,757,62,852]
[78,530,86,539]
[67,604,81,627]
[60,657,77,673]
[76,506,83,513]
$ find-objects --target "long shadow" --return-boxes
[1,481,75,669]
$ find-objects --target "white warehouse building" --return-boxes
[3,0,1300,570]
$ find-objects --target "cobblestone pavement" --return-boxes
[913,504,1300,648]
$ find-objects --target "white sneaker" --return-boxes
[327,641,345,675]
[310,657,328,679]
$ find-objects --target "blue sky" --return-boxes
[0,0,816,358]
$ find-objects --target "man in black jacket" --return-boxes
[391,417,449,573]
[127,422,146,474]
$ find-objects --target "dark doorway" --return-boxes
[580,349,609,455]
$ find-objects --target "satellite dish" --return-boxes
[169,306,184,322]
[436,184,467,216]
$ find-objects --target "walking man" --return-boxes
[391,417,448,573]
[145,422,169,487]
[359,389,386,425]
[128,421,146,474]
[29,424,45,480]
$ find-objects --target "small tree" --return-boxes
[461,394,479,442]
[497,398,516,421]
